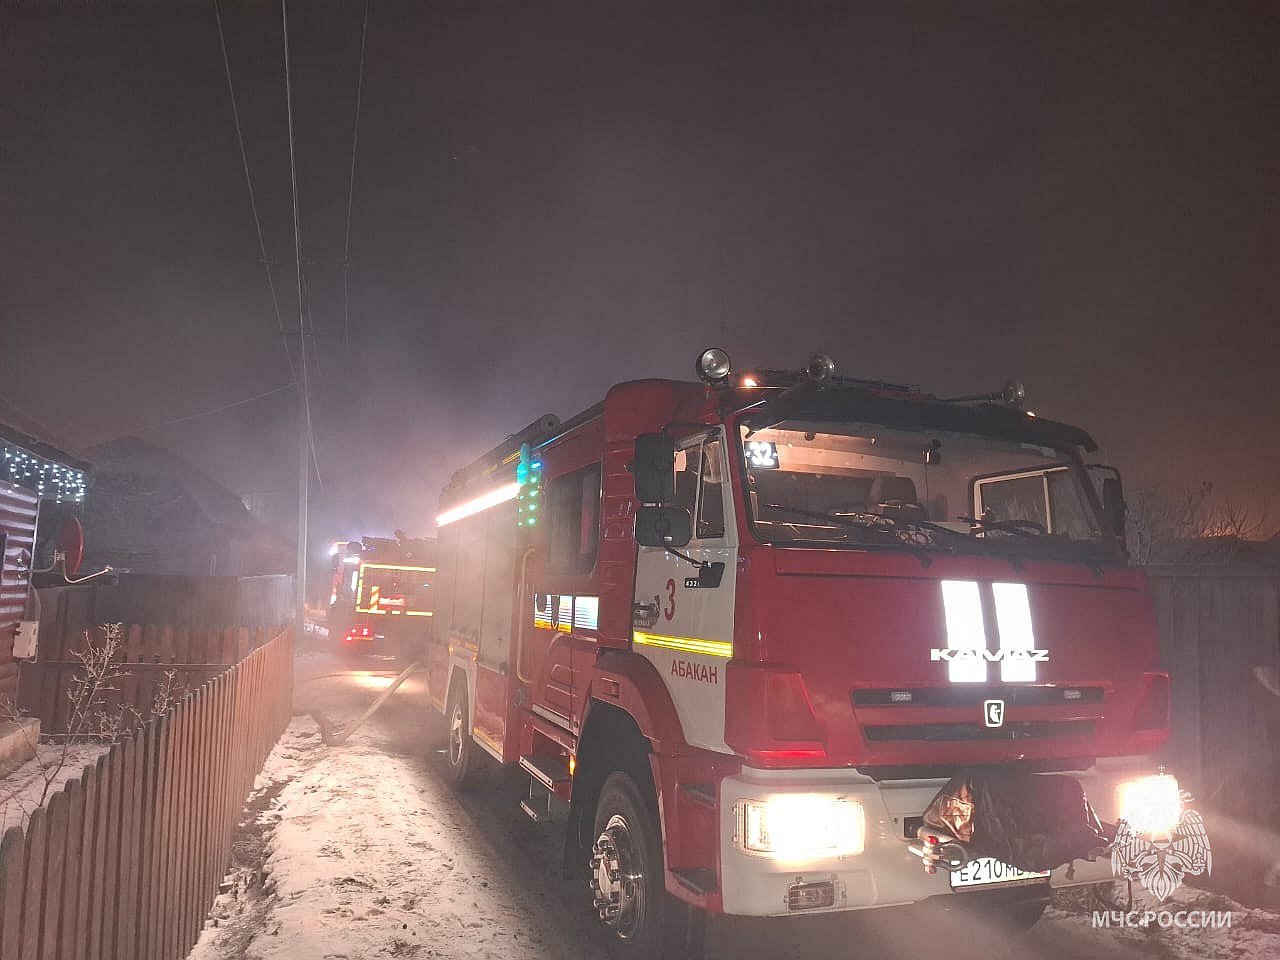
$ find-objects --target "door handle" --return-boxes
[633,596,660,628]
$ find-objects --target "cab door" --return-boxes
[530,463,602,732]
[632,431,737,754]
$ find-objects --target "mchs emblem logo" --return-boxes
[1111,775,1212,902]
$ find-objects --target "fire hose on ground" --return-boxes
[316,660,422,746]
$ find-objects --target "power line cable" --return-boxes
[134,384,294,432]
[342,0,371,365]
[212,0,296,384]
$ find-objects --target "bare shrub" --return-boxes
[1,622,168,819]
[1125,481,1213,564]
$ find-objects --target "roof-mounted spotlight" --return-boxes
[696,347,732,383]
[806,353,836,383]
[1002,380,1027,408]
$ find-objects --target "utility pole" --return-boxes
[295,337,311,642]
[283,0,310,640]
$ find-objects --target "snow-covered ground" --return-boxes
[1,740,109,833]
[187,641,1280,960]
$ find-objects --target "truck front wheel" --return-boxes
[445,685,475,787]
[590,772,691,960]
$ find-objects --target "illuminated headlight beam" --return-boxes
[437,482,521,527]
[1116,774,1182,835]
[735,795,865,860]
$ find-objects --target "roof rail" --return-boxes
[443,413,560,494]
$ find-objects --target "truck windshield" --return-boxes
[738,421,1106,553]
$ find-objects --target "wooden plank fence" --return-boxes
[19,623,278,736]
[36,576,294,645]
[1147,566,1280,905]
[1147,567,1280,818]
[0,625,293,959]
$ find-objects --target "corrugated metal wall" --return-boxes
[0,484,39,707]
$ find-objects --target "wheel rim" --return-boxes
[589,814,646,940]
[448,701,465,767]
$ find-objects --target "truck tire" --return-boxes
[590,772,689,960]
[445,685,476,788]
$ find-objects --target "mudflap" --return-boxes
[919,771,1109,873]
[562,802,591,880]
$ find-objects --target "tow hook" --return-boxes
[908,832,970,875]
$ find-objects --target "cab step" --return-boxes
[519,753,571,789]
[519,798,566,823]
[519,754,570,823]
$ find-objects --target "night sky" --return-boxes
[2,0,1277,561]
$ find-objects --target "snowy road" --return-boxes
[189,638,1280,960]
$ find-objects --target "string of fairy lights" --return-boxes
[2,441,87,503]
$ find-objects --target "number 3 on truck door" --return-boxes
[631,431,738,753]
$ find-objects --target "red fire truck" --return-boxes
[425,350,1171,958]
[328,534,436,658]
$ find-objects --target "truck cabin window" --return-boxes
[670,439,726,540]
[738,422,1104,553]
[547,463,602,574]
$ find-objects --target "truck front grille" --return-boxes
[863,719,1096,742]
[852,686,1104,708]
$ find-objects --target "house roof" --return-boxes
[0,395,91,472]
[88,436,260,535]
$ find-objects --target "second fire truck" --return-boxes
[424,350,1173,958]
[328,533,436,658]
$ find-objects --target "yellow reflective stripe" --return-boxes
[632,631,732,658]
[473,727,503,757]
[356,584,382,613]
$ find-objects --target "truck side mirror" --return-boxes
[635,506,692,548]
[1101,476,1126,541]
[633,433,676,504]
[1087,464,1127,543]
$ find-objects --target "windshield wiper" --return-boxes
[760,504,962,563]
[958,517,1047,538]
[958,517,1116,576]
[834,509,968,543]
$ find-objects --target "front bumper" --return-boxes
[716,757,1150,917]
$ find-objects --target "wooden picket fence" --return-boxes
[20,623,283,737]
[0,625,293,959]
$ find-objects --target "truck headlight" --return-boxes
[734,795,865,860]
[1116,774,1182,835]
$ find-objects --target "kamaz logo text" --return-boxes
[937,580,1047,683]
[929,649,1050,662]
